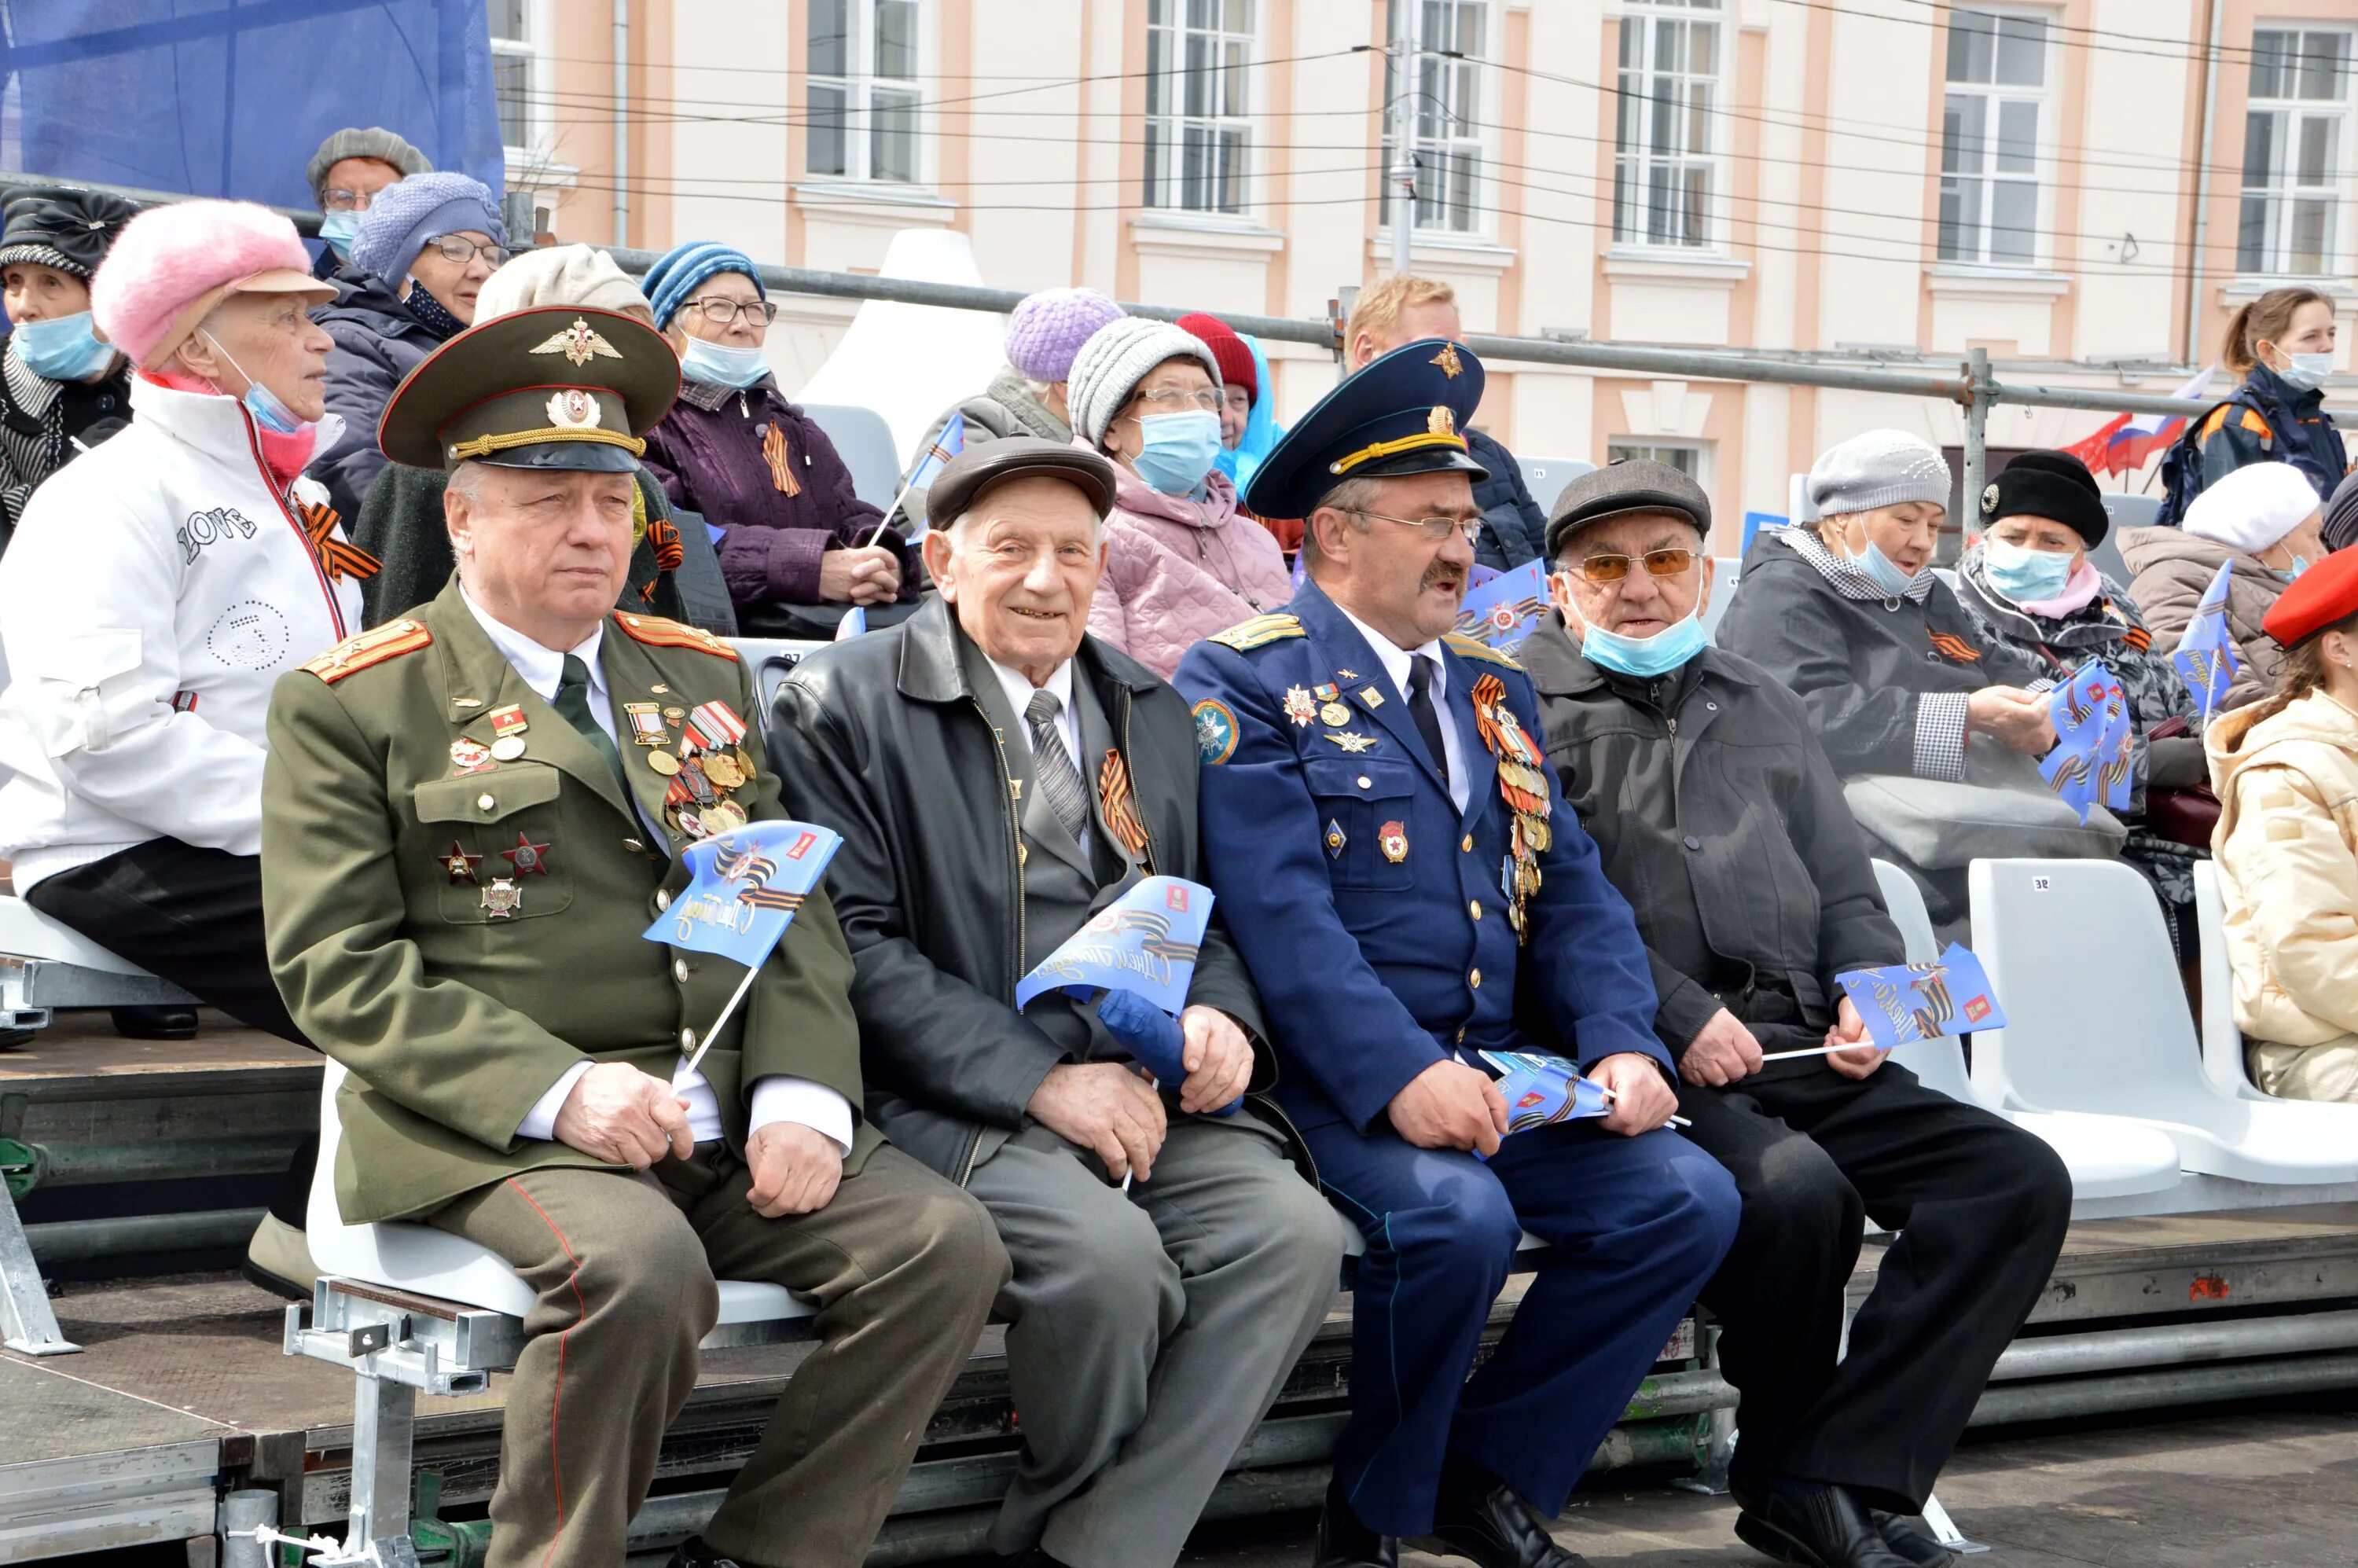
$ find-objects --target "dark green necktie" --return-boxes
[554,654,633,800]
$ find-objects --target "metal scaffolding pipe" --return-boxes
[1989,1309,2358,1382]
[24,1206,263,1264]
[1970,1350,2358,1427]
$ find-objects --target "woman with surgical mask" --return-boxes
[1956,450,2207,943]
[0,187,138,545]
[1066,317,1291,678]
[636,241,913,637]
[2176,287,2347,509]
[2122,458,2329,713]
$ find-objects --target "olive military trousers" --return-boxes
[428,1144,1006,1568]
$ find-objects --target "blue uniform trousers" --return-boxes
[1307,1118,1739,1537]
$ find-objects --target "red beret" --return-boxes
[1177,311,1257,406]
[2263,546,2358,647]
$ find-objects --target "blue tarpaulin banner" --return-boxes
[2,0,503,208]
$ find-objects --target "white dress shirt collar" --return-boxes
[458,582,607,707]
[986,652,1082,765]
[1331,601,1467,812]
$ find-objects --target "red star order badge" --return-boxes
[501,832,552,876]
[442,841,482,884]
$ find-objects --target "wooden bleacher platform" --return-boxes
[10,1019,2358,1566]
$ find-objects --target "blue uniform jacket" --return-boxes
[1174,581,1667,1137]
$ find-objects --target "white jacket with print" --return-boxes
[0,374,364,891]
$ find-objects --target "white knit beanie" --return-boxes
[2182,461,2325,556]
[1065,317,1222,446]
[1808,428,1953,516]
[474,244,650,322]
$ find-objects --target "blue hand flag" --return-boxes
[1453,558,1549,648]
[2171,560,2239,722]
[2040,663,2110,821]
[1466,562,1501,591]
[835,604,868,641]
[906,413,966,491]
[1835,942,2006,1048]
[644,821,843,969]
[1288,549,1307,597]
[2096,666,2134,813]
[1016,876,1214,1014]
[1097,988,1240,1115]
[1477,1049,1614,1133]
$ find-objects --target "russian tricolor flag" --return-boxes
[2062,368,2217,479]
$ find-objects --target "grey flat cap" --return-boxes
[1544,458,1712,560]
[927,437,1119,527]
[306,127,434,204]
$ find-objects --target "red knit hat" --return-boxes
[1177,311,1256,406]
[2263,547,2358,647]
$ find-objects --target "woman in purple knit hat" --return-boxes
[637,239,914,638]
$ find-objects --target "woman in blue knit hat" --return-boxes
[308,171,508,523]
[638,240,916,637]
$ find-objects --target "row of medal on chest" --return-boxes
[445,695,760,857]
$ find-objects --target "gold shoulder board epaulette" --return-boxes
[300,619,432,684]
[1208,612,1304,652]
[612,611,740,660]
[1445,633,1522,669]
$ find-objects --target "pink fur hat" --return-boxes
[92,200,334,370]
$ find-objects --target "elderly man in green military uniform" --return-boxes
[260,306,1007,1568]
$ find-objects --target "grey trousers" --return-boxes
[964,1111,1348,1568]
[428,1146,1007,1568]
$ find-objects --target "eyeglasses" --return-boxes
[686,297,780,325]
[428,234,512,267]
[1131,387,1222,413]
[1349,508,1483,546]
[1574,547,1698,584]
[321,188,377,212]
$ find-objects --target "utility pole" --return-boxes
[1389,2,1416,276]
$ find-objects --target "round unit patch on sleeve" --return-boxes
[1192,698,1239,765]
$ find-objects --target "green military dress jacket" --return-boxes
[262,578,879,1223]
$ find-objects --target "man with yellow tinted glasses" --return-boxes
[1520,460,2070,1568]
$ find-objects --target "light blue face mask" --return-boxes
[200,330,307,435]
[2274,352,2334,393]
[11,311,115,382]
[678,334,769,390]
[2287,554,2312,578]
[318,209,362,260]
[1982,538,2076,603]
[1579,609,1708,679]
[1850,536,1921,597]
[1131,409,1223,497]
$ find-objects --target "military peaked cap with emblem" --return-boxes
[1242,336,1489,521]
[379,305,681,474]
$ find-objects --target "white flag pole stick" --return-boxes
[1594,1082,1691,1129]
[673,962,761,1088]
[1757,1041,1878,1063]
[863,476,919,549]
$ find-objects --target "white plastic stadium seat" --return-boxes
[309,1060,811,1331]
[802,402,903,512]
[2091,495,2152,586]
[1868,861,2180,1203]
[0,894,200,1021]
[1514,456,1593,517]
[2192,861,2264,1100]
[1969,858,2358,1186]
[1699,556,1743,645]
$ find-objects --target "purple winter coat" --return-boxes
[640,376,914,611]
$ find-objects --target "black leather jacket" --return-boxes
[767,594,1270,1181]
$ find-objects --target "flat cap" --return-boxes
[1243,336,1489,520]
[926,437,1118,526]
[380,307,678,473]
[2264,545,2358,648]
[1544,457,1711,559]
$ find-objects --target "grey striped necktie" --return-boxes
[1026,689,1091,848]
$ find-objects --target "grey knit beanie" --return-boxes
[306,127,433,205]
[1807,428,1953,516]
[1065,317,1222,446]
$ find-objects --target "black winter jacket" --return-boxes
[1715,529,2045,780]
[308,271,457,527]
[1467,427,1548,571]
[767,595,1270,1182]
[1521,614,1903,1061]
[2191,360,2350,505]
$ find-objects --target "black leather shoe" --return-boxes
[1734,1486,1913,1568]
[110,1004,197,1041]
[1870,1512,1956,1568]
[662,1539,740,1568]
[1316,1474,1398,1567]
[1419,1471,1588,1568]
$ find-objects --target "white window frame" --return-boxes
[1144,0,1259,218]
[1606,439,1712,489]
[1937,6,2055,270]
[2238,24,2354,279]
[487,0,552,161]
[805,0,930,187]
[1611,0,1728,255]
[1380,0,1495,238]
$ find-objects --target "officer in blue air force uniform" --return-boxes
[1174,342,1739,1568]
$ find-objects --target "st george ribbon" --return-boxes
[1478,1049,1614,1133]
[1453,558,1549,649]
[645,819,845,1085]
[2171,560,2239,722]
[2041,659,2133,823]
[1016,875,1238,1117]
